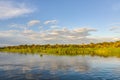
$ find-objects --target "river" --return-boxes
[0,52,120,80]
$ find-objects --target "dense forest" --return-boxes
[0,41,120,57]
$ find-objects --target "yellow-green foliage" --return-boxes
[0,41,120,57]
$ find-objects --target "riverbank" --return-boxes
[0,41,120,57]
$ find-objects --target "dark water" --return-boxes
[0,53,120,80]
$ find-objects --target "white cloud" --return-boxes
[0,27,120,46]
[0,27,97,44]
[0,30,19,37]
[113,38,120,41]
[27,20,40,26]
[87,37,120,43]
[44,20,57,25]
[49,25,59,29]
[0,18,120,46]
[110,26,120,33]
[0,1,34,19]
[9,24,26,30]
[0,30,31,46]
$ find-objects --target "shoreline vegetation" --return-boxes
[0,41,120,57]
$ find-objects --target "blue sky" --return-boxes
[0,0,120,46]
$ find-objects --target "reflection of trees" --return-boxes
[37,56,90,72]
[0,55,91,79]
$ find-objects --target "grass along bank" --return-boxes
[0,41,120,57]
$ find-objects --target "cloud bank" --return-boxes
[0,20,119,47]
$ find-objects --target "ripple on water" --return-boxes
[0,53,120,80]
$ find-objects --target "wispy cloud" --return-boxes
[0,30,29,46]
[0,1,34,19]
[44,20,57,25]
[110,23,120,33]
[9,20,41,31]
[27,20,40,26]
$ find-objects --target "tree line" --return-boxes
[0,41,120,57]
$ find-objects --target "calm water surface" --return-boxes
[0,52,120,80]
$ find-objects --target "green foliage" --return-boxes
[0,41,120,57]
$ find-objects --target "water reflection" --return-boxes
[0,53,120,80]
